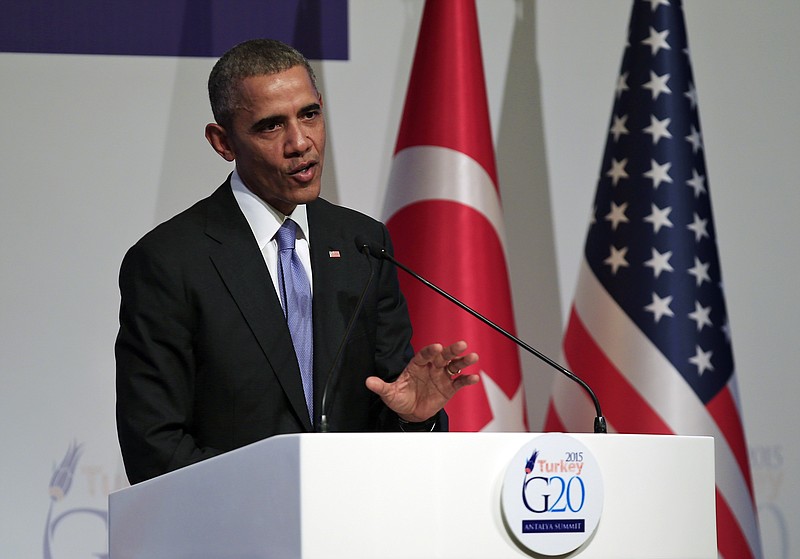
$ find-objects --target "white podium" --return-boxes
[109,433,716,558]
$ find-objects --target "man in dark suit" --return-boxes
[116,39,479,485]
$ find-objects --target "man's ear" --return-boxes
[205,123,235,162]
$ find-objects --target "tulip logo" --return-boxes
[43,441,109,559]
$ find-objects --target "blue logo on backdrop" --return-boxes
[0,0,348,59]
[43,441,109,559]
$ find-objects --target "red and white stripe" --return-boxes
[546,259,762,559]
[384,0,527,432]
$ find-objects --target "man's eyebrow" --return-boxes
[301,102,322,113]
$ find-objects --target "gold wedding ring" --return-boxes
[446,361,459,376]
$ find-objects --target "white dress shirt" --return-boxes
[230,170,313,303]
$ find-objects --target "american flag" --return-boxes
[544,1,762,557]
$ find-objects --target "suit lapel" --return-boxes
[203,182,313,431]
[307,199,360,415]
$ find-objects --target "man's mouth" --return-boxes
[289,161,315,175]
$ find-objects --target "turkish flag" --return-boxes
[383,0,527,432]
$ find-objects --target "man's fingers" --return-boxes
[445,350,479,376]
[445,340,468,358]
[412,343,444,366]
[452,373,480,389]
[415,341,469,368]
[365,375,389,396]
[438,340,467,365]
[411,341,478,376]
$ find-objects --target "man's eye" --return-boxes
[256,121,281,133]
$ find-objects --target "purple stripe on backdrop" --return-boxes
[0,0,348,59]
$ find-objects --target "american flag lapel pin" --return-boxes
[328,249,341,258]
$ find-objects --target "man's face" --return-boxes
[207,65,326,215]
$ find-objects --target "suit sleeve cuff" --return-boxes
[397,416,437,432]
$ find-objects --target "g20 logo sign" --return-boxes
[521,449,589,515]
[501,434,604,556]
[522,472,587,514]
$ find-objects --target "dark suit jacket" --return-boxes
[116,179,441,484]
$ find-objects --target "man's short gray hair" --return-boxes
[208,39,317,128]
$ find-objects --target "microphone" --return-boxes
[357,240,608,434]
[318,237,376,432]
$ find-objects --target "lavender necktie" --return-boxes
[275,219,314,423]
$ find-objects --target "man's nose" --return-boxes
[285,120,310,155]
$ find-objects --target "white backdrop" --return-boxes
[1,1,796,557]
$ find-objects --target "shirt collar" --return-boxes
[230,169,310,249]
